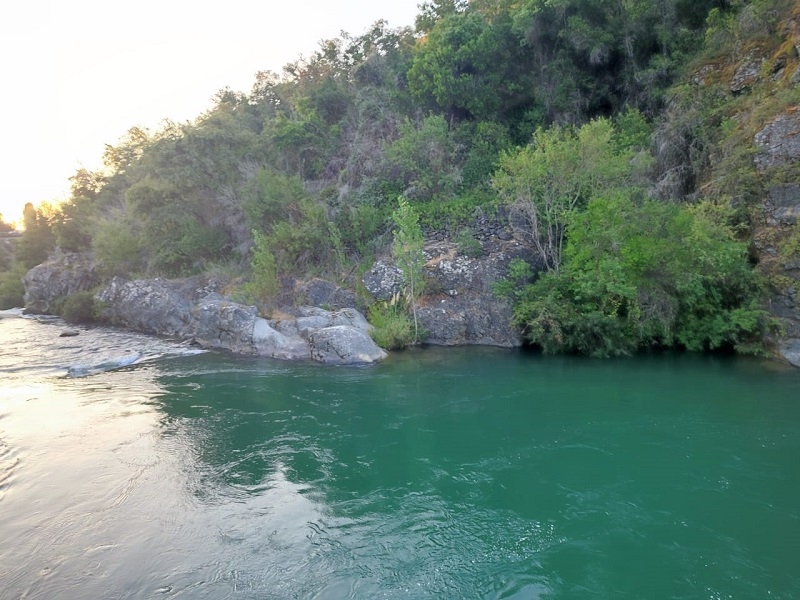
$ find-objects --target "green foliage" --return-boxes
[385,115,461,199]
[415,188,494,230]
[143,209,227,276]
[93,212,146,276]
[455,228,483,257]
[456,121,512,188]
[512,196,769,357]
[368,300,415,350]
[334,202,390,256]
[392,198,426,343]
[493,119,637,271]
[16,203,55,269]
[244,169,308,232]
[52,196,96,252]
[0,265,25,309]
[408,9,528,121]
[493,258,534,304]
[59,291,99,324]
[242,229,279,307]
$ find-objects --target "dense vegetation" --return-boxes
[3,0,798,354]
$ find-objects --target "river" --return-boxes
[1,314,799,599]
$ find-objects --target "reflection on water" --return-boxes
[1,316,800,598]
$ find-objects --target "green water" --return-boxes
[1,319,799,598]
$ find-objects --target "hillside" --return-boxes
[3,0,800,363]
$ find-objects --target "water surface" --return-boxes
[1,316,799,598]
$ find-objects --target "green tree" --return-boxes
[385,115,461,199]
[243,229,279,307]
[493,118,635,271]
[392,198,425,342]
[16,203,55,269]
[511,195,768,356]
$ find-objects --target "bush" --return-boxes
[456,228,483,258]
[511,196,770,356]
[0,267,25,309]
[59,291,98,324]
[368,301,415,350]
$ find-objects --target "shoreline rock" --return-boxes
[97,276,387,365]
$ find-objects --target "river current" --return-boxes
[0,314,799,599]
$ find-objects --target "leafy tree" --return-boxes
[385,115,461,199]
[392,198,425,342]
[511,195,768,356]
[493,118,636,271]
[409,8,532,122]
[16,203,55,269]
[243,168,307,232]
[242,229,279,307]
[0,265,26,309]
[93,209,146,276]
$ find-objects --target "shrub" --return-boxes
[510,196,770,356]
[368,301,415,350]
[59,291,98,324]
[0,267,25,309]
[455,228,483,258]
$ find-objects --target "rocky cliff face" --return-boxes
[752,105,800,367]
[363,233,534,347]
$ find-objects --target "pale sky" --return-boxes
[0,0,421,225]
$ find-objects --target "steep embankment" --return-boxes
[678,2,800,365]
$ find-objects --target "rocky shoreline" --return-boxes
[19,229,533,366]
[19,213,800,367]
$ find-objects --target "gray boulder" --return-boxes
[780,339,800,368]
[193,297,259,354]
[362,260,404,301]
[23,253,99,314]
[730,50,765,94]
[765,184,800,226]
[307,325,388,365]
[294,306,372,334]
[94,276,385,365]
[97,277,193,337]
[252,318,310,360]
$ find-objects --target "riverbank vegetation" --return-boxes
[4,0,799,354]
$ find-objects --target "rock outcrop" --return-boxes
[362,260,404,301]
[23,253,99,314]
[96,277,386,365]
[363,236,534,347]
[294,278,359,310]
[753,106,800,367]
[754,106,800,173]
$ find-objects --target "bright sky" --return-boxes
[0,0,421,225]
